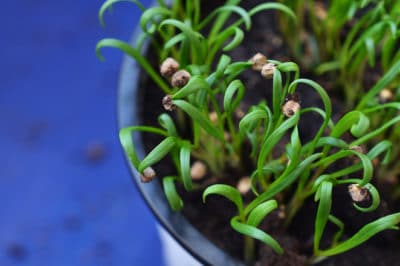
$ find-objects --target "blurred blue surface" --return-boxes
[0,1,164,265]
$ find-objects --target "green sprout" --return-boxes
[97,0,400,264]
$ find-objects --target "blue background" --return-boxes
[1,0,164,265]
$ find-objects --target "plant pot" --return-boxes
[113,1,400,265]
[117,25,245,266]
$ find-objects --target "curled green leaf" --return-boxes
[140,6,172,34]
[224,80,245,113]
[163,176,183,211]
[317,213,400,257]
[352,183,380,212]
[203,184,244,218]
[173,100,225,141]
[172,76,210,99]
[231,216,283,254]
[96,38,170,93]
[247,200,278,227]
[138,136,177,172]
[199,5,251,31]
[179,141,193,191]
[99,0,145,27]
[119,126,168,168]
[158,114,178,137]
[314,181,333,253]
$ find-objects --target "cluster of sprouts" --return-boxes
[97,0,400,264]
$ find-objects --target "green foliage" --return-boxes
[98,0,400,264]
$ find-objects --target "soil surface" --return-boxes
[138,1,400,265]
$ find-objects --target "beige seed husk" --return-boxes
[237,176,251,195]
[379,88,393,103]
[235,108,245,119]
[261,63,277,79]
[278,206,286,219]
[250,53,267,71]
[141,167,156,183]
[282,100,300,117]
[160,57,179,78]
[171,70,191,88]
[349,145,365,154]
[348,184,370,202]
[190,161,207,180]
[209,112,218,124]
[162,95,175,111]
[224,132,231,141]
[314,2,327,20]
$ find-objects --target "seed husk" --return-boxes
[171,70,191,88]
[282,100,300,117]
[379,88,393,103]
[190,161,207,180]
[261,63,277,79]
[237,176,251,195]
[250,53,267,71]
[141,167,156,183]
[162,95,175,111]
[348,184,370,202]
[160,57,179,78]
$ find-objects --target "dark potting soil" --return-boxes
[137,1,400,265]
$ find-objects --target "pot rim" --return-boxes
[116,3,244,265]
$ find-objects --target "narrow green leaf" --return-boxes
[239,106,272,136]
[290,126,301,157]
[272,69,283,117]
[357,59,400,109]
[350,112,369,137]
[119,126,168,168]
[246,153,323,214]
[99,0,145,27]
[314,61,341,75]
[352,183,380,212]
[313,150,373,186]
[164,32,186,50]
[158,114,178,137]
[317,213,400,257]
[96,38,170,93]
[302,137,348,152]
[221,27,244,51]
[224,80,245,113]
[172,76,210,99]
[300,107,334,129]
[179,141,193,191]
[173,100,224,141]
[138,136,176,172]
[249,3,296,22]
[328,215,344,246]
[331,111,368,139]
[199,5,251,31]
[257,112,299,174]
[223,61,253,81]
[159,19,206,62]
[203,184,244,217]
[288,79,332,151]
[140,6,172,34]
[351,116,400,146]
[231,216,283,254]
[247,200,278,227]
[367,140,392,165]
[364,38,375,67]
[163,176,183,211]
[314,181,333,253]
[215,54,232,78]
